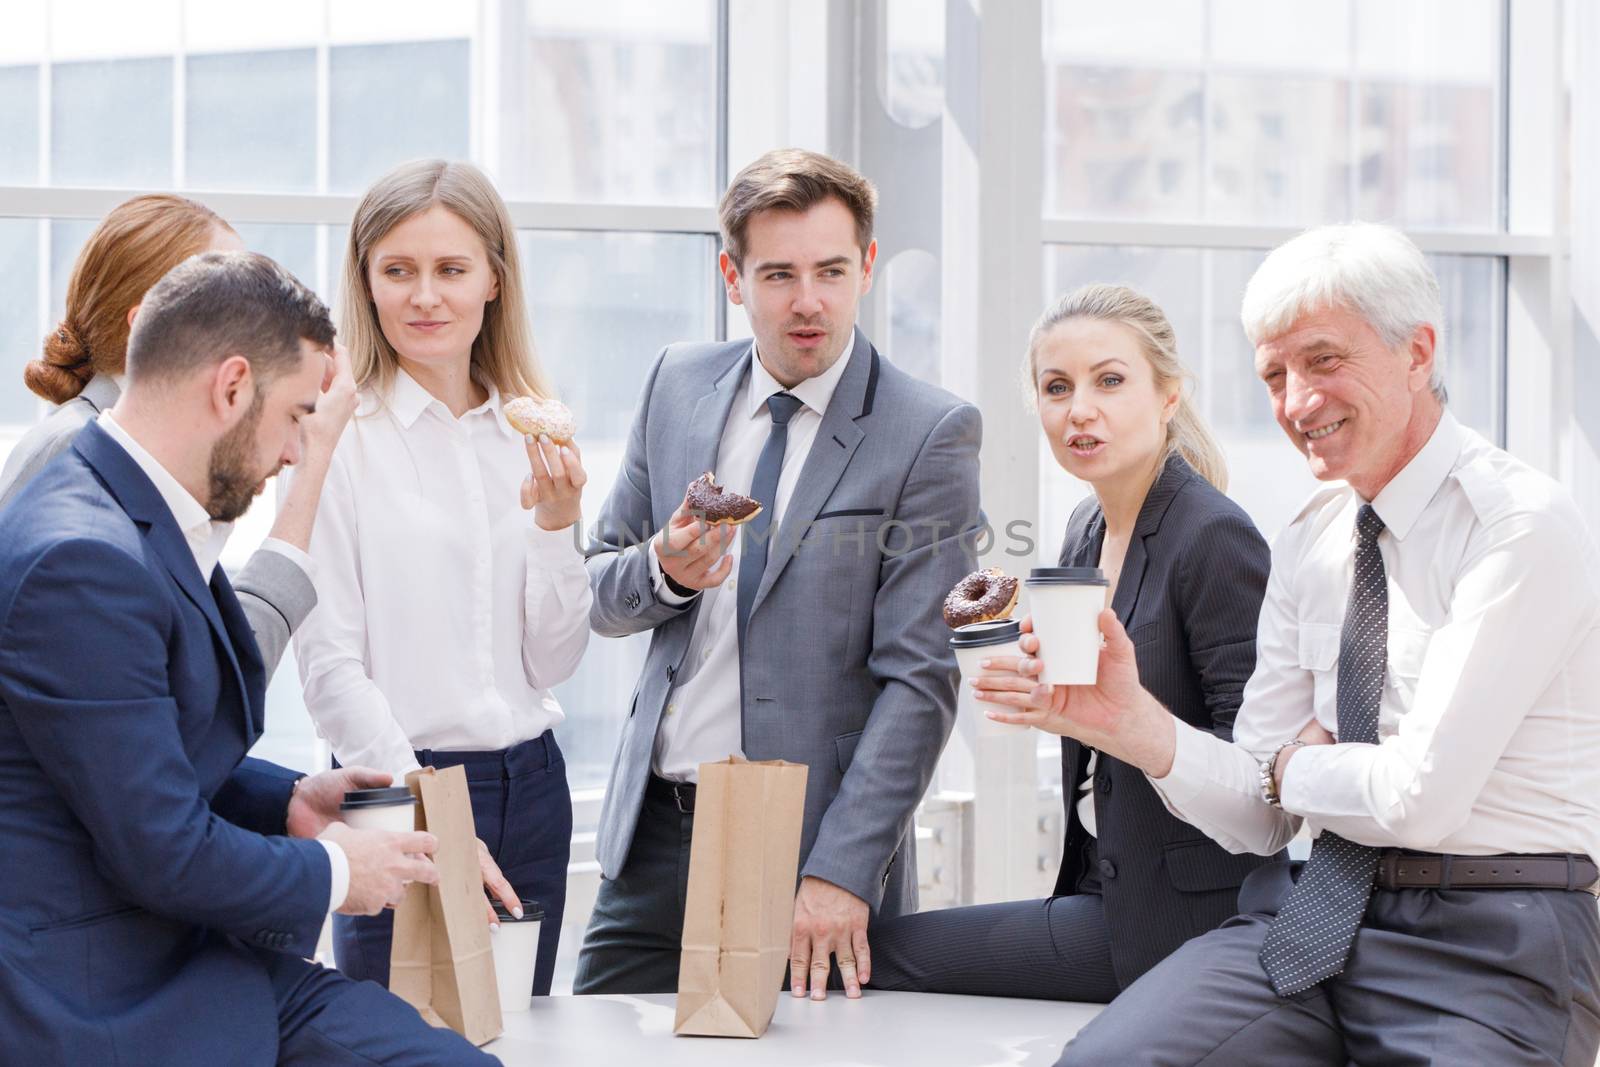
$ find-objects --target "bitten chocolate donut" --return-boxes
[943,567,1020,628]
[685,471,762,525]
[504,396,577,443]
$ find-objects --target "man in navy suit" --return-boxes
[0,251,494,1065]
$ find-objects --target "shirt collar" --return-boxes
[97,409,233,578]
[745,327,856,420]
[388,366,514,438]
[1368,408,1466,542]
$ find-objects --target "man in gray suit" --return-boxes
[574,149,982,999]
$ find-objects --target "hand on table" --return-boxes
[521,434,587,531]
[791,876,871,1000]
[321,821,438,916]
[286,765,392,839]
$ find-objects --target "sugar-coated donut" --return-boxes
[685,471,762,525]
[504,396,577,442]
[943,568,1020,628]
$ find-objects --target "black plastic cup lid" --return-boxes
[339,787,417,810]
[1025,566,1108,586]
[949,619,1023,649]
[492,898,545,923]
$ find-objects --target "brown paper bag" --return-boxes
[674,756,809,1038]
[388,765,503,1046]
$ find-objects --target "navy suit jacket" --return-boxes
[0,422,329,1065]
[1052,453,1288,989]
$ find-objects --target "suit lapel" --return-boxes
[212,569,266,745]
[747,334,876,621]
[1123,454,1193,618]
[683,345,752,492]
[73,422,254,737]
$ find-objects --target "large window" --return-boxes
[1038,0,1509,542]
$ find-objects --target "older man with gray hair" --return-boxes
[983,223,1600,1065]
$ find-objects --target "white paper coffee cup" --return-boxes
[1024,568,1109,685]
[338,787,417,834]
[950,620,1029,735]
[491,898,544,1013]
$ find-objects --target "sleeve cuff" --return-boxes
[1277,742,1354,817]
[259,537,318,585]
[526,523,585,564]
[319,839,349,912]
[1147,717,1213,810]
[648,539,698,607]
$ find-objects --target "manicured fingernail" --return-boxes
[540,434,552,444]
[513,905,524,919]
[490,921,500,931]
[979,659,991,669]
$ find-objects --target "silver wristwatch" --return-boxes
[1259,739,1307,807]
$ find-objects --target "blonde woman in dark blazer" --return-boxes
[869,284,1285,1001]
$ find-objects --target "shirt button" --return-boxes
[702,649,712,662]
[666,703,677,717]
[1096,775,1111,794]
[1098,858,1117,880]
[728,578,737,591]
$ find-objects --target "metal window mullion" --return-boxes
[36,15,53,350]
[1038,218,1551,256]
[173,2,187,189]
[713,0,730,342]
[0,185,721,235]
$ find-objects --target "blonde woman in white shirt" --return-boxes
[294,159,592,997]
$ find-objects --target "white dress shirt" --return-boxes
[1151,410,1600,862]
[293,370,592,778]
[98,411,349,910]
[645,333,856,782]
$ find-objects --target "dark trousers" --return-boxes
[1059,862,1600,1067]
[333,732,572,997]
[267,951,492,1064]
[870,834,1119,1002]
[572,784,695,994]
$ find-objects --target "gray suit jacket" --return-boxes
[585,331,982,916]
[0,374,316,672]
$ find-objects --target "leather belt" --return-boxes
[646,774,696,814]
[1375,850,1599,894]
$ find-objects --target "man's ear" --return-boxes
[1407,323,1437,395]
[211,354,255,422]
[719,250,744,307]
[859,239,879,296]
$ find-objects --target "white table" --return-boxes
[487,992,1101,1066]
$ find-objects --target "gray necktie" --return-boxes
[736,392,803,640]
[1259,504,1387,997]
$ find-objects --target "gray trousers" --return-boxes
[573,789,694,994]
[1059,864,1600,1067]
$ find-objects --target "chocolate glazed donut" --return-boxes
[685,471,762,525]
[943,568,1020,628]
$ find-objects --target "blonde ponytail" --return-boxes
[1022,283,1229,492]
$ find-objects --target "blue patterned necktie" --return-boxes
[1259,504,1387,997]
[735,391,802,641]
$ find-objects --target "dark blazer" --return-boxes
[1052,453,1285,989]
[0,422,329,1065]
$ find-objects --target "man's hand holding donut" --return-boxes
[654,498,736,593]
